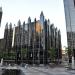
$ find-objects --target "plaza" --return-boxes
[0,65,75,75]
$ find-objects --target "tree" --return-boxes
[21,48,27,60]
[48,48,56,63]
[2,50,16,60]
[65,47,72,63]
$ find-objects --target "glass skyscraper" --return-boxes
[3,12,62,64]
[63,0,75,59]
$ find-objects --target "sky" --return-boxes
[0,0,67,48]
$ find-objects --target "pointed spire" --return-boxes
[34,18,36,32]
[5,22,8,29]
[34,18,36,22]
[45,19,47,24]
[50,23,54,28]
[47,19,50,25]
[58,29,61,34]
[18,19,21,30]
[55,27,57,31]
[23,21,25,26]
[18,19,21,26]
[55,27,58,37]
[28,16,31,23]
[9,22,12,29]
[40,11,44,25]
[23,21,25,29]
[40,11,44,16]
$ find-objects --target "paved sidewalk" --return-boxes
[32,66,75,75]
[20,66,75,75]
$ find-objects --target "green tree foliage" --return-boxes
[48,48,56,62]
[0,48,27,60]
[2,51,16,60]
[65,47,72,63]
[21,48,27,59]
[65,47,72,57]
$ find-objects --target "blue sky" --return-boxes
[0,0,67,48]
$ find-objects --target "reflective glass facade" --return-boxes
[64,0,75,49]
[64,0,75,60]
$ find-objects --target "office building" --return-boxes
[4,23,13,54]
[3,12,62,64]
[63,0,75,60]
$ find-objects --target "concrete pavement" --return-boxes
[20,66,75,75]
[0,65,75,75]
